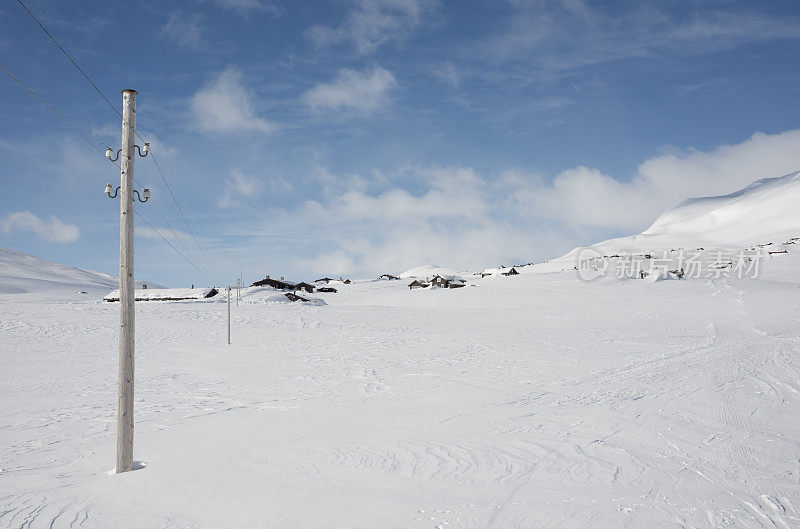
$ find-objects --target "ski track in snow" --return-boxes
[1,273,799,528]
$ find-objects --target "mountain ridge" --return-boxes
[0,246,163,294]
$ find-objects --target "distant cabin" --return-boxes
[318,287,337,293]
[314,277,334,284]
[104,287,218,302]
[408,279,429,290]
[294,282,316,293]
[431,275,466,289]
[379,274,400,280]
[480,266,519,278]
[252,275,296,290]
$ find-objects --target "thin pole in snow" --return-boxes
[116,89,137,474]
[105,89,150,473]
[227,286,231,345]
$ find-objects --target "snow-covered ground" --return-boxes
[2,265,799,528]
[2,174,800,528]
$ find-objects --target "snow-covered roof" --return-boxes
[103,287,218,302]
[432,274,465,282]
[480,266,517,276]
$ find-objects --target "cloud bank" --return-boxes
[283,128,800,275]
[0,211,80,244]
[518,129,800,231]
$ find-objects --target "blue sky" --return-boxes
[2,0,800,286]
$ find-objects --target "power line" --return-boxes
[1,64,214,283]
[0,62,110,154]
[16,0,222,284]
[147,196,210,275]
[128,168,216,281]
[135,211,216,284]
[15,0,142,156]
[150,153,221,282]
[134,190,217,283]
[16,0,123,121]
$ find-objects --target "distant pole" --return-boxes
[227,286,231,345]
[117,89,137,474]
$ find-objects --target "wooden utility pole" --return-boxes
[117,89,137,474]
[227,286,231,345]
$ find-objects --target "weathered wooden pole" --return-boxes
[227,286,231,345]
[117,89,137,474]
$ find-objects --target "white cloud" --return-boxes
[305,0,436,55]
[0,211,80,244]
[218,169,262,208]
[304,166,486,221]
[297,221,557,276]
[205,128,800,280]
[515,129,800,231]
[201,0,281,15]
[481,3,800,83]
[160,12,205,49]
[190,67,273,134]
[303,66,397,114]
[288,164,567,274]
[287,129,800,276]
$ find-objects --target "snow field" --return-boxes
[1,268,799,528]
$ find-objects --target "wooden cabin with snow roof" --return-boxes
[431,275,466,289]
[408,279,429,290]
[294,282,316,293]
[481,266,519,278]
[252,275,296,290]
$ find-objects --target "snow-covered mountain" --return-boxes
[643,170,800,243]
[525,170,800,273]
[0,247,162,294]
